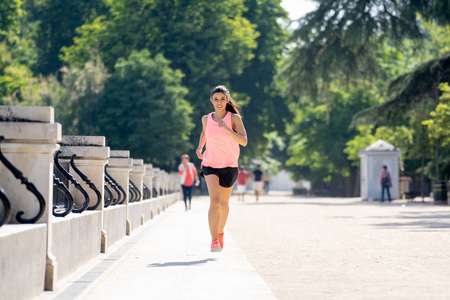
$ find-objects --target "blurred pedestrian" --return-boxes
[264,170,271,194]
[236,166,249,201]
[379,165,392,202]
[178,154,199,211]
[252,164,264,202]
[196,85,248,252]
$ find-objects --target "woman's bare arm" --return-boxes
[217,114,247,146]
[196,115,208,159]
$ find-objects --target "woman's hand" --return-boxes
[217,119,230,132]
[196,147,203,159]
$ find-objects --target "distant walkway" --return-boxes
[227,193,450,299]
[35,196,275,300]
[35,193,450,300]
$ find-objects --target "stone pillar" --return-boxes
[143,164,154,200]
[58,136,109,252]
[153,168,161,197]
[106,151,133,234]
[0,105,61,290]
[130,159,145,224]
[163,171,169,195]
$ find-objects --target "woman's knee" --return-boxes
[210,197,221,209]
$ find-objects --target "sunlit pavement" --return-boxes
[35,197,275,300]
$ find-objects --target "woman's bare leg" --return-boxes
[218,186,233,235]
[204,175,221,242]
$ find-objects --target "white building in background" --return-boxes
[268,170,297,191]
[358,140,402,201]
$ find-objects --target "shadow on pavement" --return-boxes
[147,258,217,267]
[242,200,363,206]
[371,212,450,230]
[373,221,450,229]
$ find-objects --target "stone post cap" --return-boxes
[108,156,133,168]
[133,159,144,166]
[59,146,110,159]
[131,164,145,174]
[61,135,105,147]
[0,105,55,123]
[110,150,130,158]
[144,164,154,176]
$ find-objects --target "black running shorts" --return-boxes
[201,166,239,188]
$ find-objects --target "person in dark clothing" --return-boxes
[251,165,264,202]
[379,165,392,202]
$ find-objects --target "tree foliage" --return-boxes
[285,84,376,181]
[95,50,193,168]
[423,83,450,146]
[25,0,106,75]
[344,125,413,166]
[283,0,450,100]
[231,0,290,158]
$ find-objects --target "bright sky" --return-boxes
[280,0,318,20]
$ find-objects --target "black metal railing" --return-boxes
[0,187,11,227]
[129,180,141,202]
[52,174,74,217]
[70,154,101,210]
[103,184,114,207]
[0,136,45,223]
[128,181,137,202]
[142,183,151,200]
[54,151,90,213]
[152,187,158,198]
[105,167,126,204]
[104,174,121,206]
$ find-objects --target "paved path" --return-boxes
[35,193,450,300]
[35,197,275,300]
[227,193,450,299]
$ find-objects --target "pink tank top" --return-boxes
[202,111,240,168]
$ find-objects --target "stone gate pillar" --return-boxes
[106,151,133,234]
[59,136,109,252]
[0,106,61,290]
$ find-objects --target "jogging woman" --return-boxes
[196,85,247,252]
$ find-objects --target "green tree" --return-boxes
[36,57,107,135]
[344,125,413,166]
[0,41,38,105]
[423,83,450,146]
[95,50,193,169]
[283,0,450,100]
[25,0,106,75]
[231,0,290,158]
[0,0,21,40]
[285,84,376,183]
[61,0,259,149]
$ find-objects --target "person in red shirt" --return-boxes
[236,166,249,201]
[178,154,199,211]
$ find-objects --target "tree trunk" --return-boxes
[435,138,440,181]
[421,155,425,202]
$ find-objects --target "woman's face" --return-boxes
[210,92,228,110]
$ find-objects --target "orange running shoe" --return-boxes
[218,233,224,249]
[211,240,221,252]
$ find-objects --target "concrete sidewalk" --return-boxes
[35,198,275,300]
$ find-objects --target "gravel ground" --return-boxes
[225,192,450,300]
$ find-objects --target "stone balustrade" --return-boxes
[0,105,180,300]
